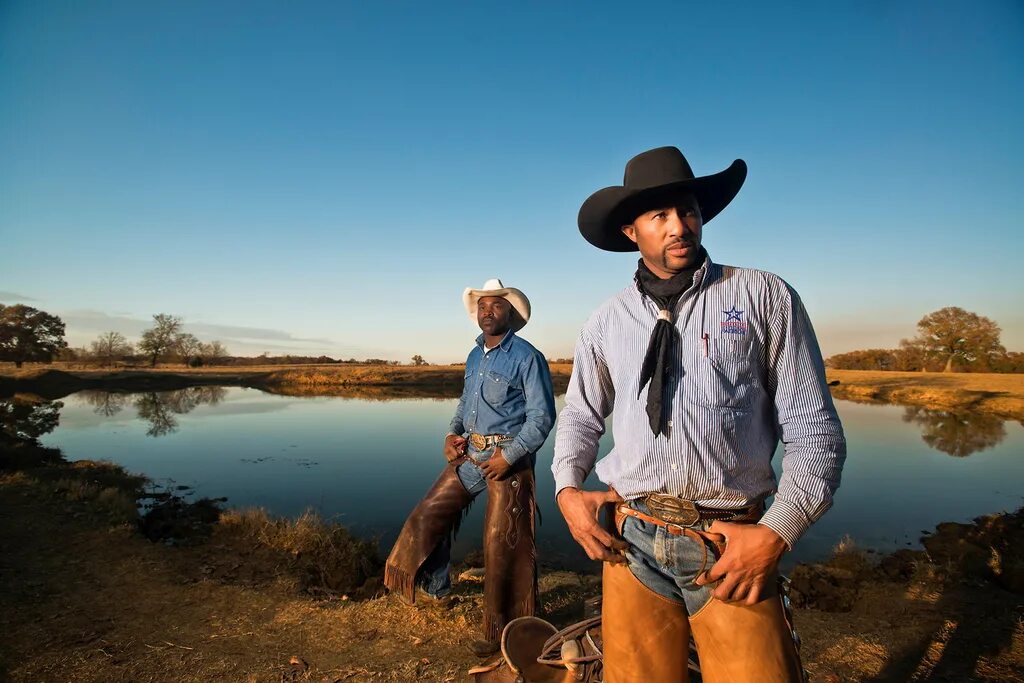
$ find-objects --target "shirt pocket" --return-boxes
[483,370,511,405]
[694,337,759,408]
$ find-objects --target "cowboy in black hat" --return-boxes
[552,146,847,681]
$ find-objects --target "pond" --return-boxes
[8,387,1023,570]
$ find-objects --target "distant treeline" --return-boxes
[826,307,1022,373]
[825,348,1024,373]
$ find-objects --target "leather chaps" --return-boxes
[384,457,537,641]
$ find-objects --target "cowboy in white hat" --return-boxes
[552,146,847,682]
[385,278,556,657]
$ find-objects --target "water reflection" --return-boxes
[902,406,1007,457]
[0,396,62,445]
[79,387,227,437]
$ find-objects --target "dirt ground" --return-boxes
[1,462,1022,683]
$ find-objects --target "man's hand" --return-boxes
[694,522,788,604]
[556,487,628,564]
[479,447,512,480]
[443,434,467,462]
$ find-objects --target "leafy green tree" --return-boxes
[0,304,67,368]
[138,314,183,366]
[904,307,1005,372]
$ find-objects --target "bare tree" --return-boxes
[411,354,428,366]
[138,314,183,367]
[174,333,202,366]
[200,340,227,365]
[90,331,134,367]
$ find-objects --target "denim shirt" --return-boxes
[448,330,556,466]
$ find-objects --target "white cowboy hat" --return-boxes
[462,278,531,331]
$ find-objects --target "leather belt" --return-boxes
[467,432,511,450]
[616,494,762,536]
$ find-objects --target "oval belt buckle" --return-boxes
[650,496,701,527]
[469,433,486,451]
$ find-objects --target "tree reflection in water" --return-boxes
[902,406,1007,457]
[81,387,227,437]
[0,397,63,445]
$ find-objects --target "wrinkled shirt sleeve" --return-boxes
[501,351,556,465]
[758,285,847,548]
[551,326,615,495]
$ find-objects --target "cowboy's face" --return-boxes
[477,296,512,337]
[621,192,703,278]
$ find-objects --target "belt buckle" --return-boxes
[646,494,700,527]
[468,433,487,451]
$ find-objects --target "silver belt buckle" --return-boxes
[646,494,700,527]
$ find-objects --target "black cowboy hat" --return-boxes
[578,146,747,252]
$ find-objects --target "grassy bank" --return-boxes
[826,369,1024,421]
[0,363,574,400]
[2,440,1022,681]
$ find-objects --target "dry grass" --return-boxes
[2,444,1023,681]
[216,507,381,595]
[827,369,1024,421]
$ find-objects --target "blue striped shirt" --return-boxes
[551,253,846,547]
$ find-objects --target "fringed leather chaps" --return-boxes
[384,458,473,605]
[482,465,537,642]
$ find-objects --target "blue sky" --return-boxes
[2,1,1022,362]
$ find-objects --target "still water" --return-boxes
[19,387,1024,569]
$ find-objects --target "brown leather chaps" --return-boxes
[383,457,537,640]
[482,464,537,641]
[602,562,803,682]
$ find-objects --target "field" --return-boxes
[826,369,1024,421]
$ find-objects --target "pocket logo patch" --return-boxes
[721,306,748,335]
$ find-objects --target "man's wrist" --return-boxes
[553,468,586,497]
[556,485,580,501]
[501,442,524,464]
[757,500,810,551]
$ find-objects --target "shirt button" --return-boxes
[668,420,673,427]
[671,463,678,471]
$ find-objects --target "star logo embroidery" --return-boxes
[724,306,744,322]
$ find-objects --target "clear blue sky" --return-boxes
[2,1,1022,362]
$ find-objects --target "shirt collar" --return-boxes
[475,329,516,352]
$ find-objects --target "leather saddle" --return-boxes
[469,615,603,683]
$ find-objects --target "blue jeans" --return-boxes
[417,444,499,598]
[619,499,718,614]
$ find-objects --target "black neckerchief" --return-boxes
[634,248,706,436]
